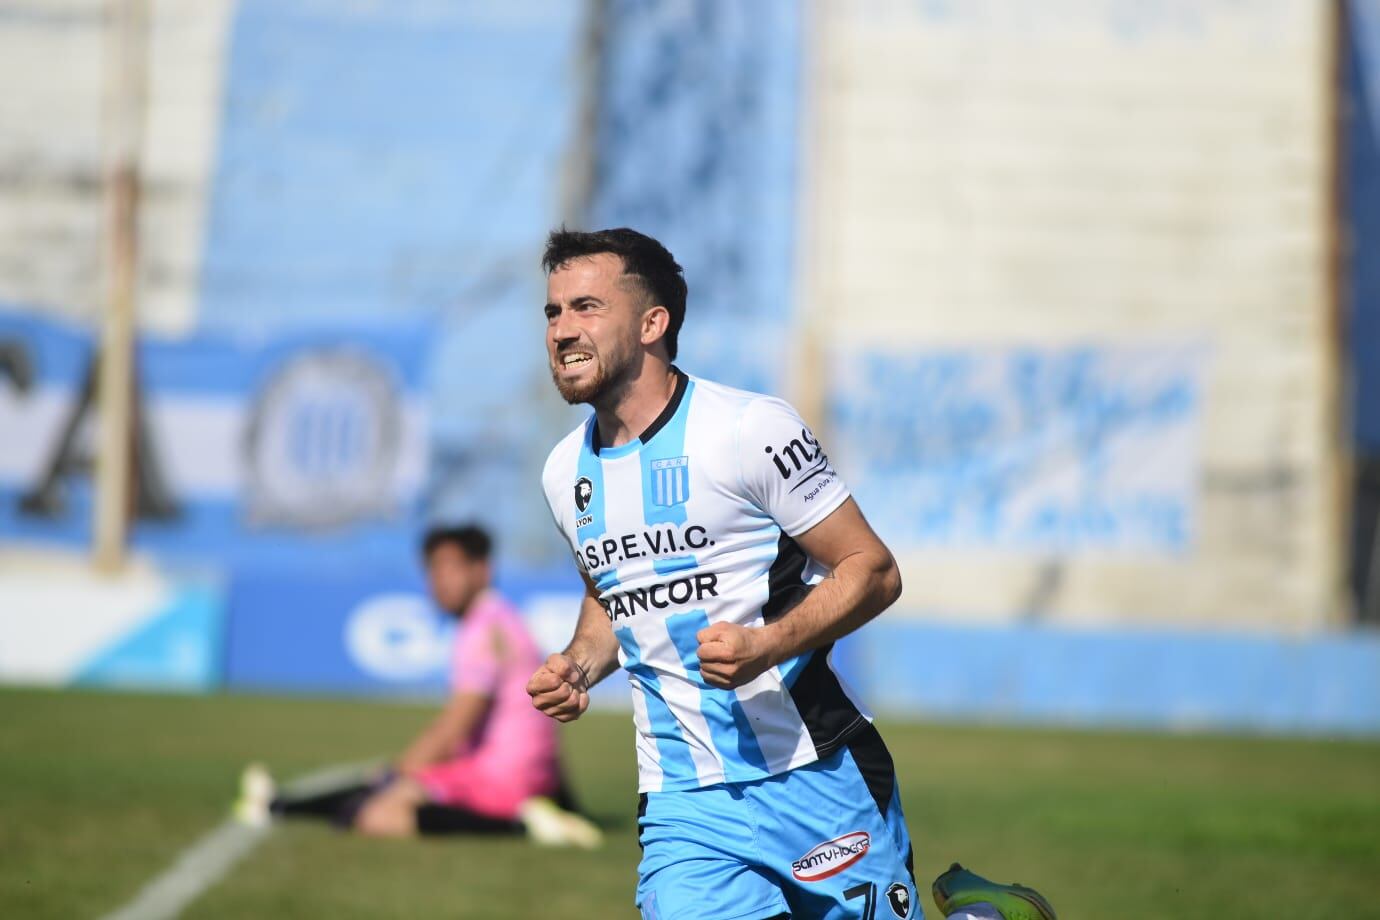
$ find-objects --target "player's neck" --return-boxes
[593,359,679,449]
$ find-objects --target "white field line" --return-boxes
[276,758,386,798]
[98,761,371,920]
[97,821,270,920]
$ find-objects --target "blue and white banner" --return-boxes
[0,310,430,569]
[223,566,448,695]
[200,0,585,558]
[831,343,1208,553]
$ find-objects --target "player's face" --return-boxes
[545,253,645,406]
[426,544,485,616]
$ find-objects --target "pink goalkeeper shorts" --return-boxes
[410,755,557,820]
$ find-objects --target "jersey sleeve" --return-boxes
[540,444,579,557]
[737,397,851,536]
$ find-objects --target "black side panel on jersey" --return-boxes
[787,644,868,757]
[636,793,648,851]
[765,533,868,757]
[762,532,812,623]
[843,721,898,818]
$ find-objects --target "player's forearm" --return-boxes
[397,726,451,772]
[758,547,901,666]
[563,595,621,688]
[396,693,486,772]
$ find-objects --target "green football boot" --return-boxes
[932,862,1057,920]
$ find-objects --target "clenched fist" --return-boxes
[696,622,774,689]
[527,653,591,722]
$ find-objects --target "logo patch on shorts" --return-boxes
[790,831,870,882]
[886,882,912,918]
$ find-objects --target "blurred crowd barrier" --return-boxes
[1,0,1377,733]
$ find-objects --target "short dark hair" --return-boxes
[421,524,492,562]
[542,227,688,360]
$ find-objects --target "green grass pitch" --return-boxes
[2,686,1377,918]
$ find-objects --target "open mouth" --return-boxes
[559,352,593,369]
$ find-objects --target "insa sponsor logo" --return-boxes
[791,831,870,882]
[764,427,832,493]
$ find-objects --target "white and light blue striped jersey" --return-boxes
[541,370,873,793]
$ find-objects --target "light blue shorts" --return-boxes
[636,724,921,920]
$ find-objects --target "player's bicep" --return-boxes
[792,496,892,573]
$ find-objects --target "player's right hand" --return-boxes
[526,653,590,723]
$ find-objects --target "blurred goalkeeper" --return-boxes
[233,524,600,848]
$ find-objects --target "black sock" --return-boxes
[414,804,524,836]
[551,764,594,818]
[271,781,377,826]
[551,776,583,815]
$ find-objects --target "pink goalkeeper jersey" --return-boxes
[449,589,559,792]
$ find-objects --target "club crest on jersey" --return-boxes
[649,456,690,507]
[574,476,594,513]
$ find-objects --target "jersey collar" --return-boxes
[591,366,688,457]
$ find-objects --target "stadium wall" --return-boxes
[800,0,1348,633]
[0,0,233,335]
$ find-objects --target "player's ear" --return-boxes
[640,305,670,347]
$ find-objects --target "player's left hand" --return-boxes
[696,622,774,689]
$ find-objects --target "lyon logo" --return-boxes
[791,831,870,882]
[574,476,594,512]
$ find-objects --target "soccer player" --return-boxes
[236,525,599,847]
[525,229,1056,919]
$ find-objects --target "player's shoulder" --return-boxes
[541,416,591,493]
[686,374,806,431]
[687,374,799,417]
[472,587,521,622]
[686,373,768,406]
